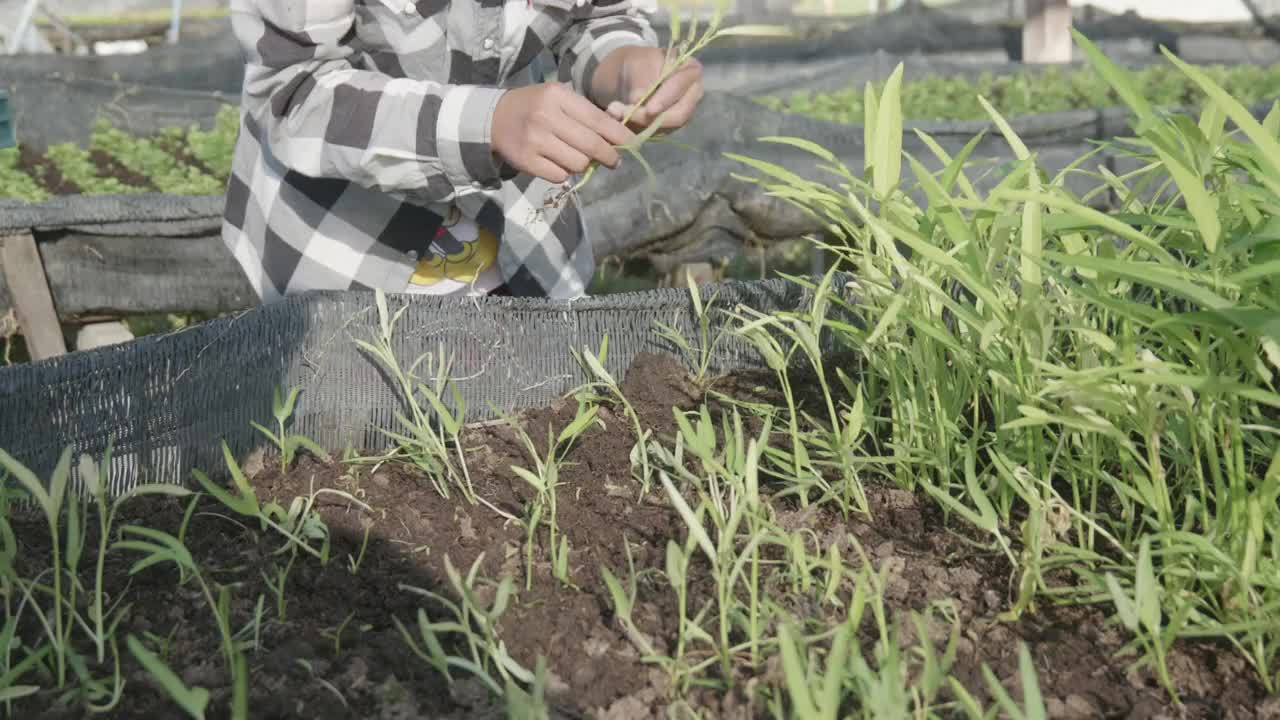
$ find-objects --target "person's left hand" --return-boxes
[593,46,704,134]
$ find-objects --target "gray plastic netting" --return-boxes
[0,276,848,497]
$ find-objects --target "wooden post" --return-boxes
[1,232,67,360]
[1023,0,1072,64]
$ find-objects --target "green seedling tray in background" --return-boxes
[0,89,13,149]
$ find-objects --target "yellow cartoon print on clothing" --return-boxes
[408,210,500,293]
[409,227,499,285]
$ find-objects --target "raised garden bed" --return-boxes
[1,26,1277,720]
[0,107,236,202]
[5,349,1273,719]
[757,58,1280,124]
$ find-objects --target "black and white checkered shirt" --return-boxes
[222,0,658,300]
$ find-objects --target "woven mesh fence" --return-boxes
[0,276,846,497]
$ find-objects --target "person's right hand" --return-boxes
[491,82,638,186]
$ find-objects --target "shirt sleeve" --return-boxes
[548,0,661,100]
[230,0,507,205]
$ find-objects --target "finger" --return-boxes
[637,60,701,115]
[606,101,628,121]
[626,53,688,105]
[562,92,637,148]
[526,156,572,185]
[658,79,704,128]
[540,133,596,177]
[553,117,621,169]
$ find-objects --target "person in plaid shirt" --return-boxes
[222,0,704,301]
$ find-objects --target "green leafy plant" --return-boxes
[651,419,775,690]
[251,386,331,478]
[113,507,251,720]
[126,634,210,720]
[570,335,656,495]
[44,143,135,195]
[757,59,1280,125]
[194,441,368,565]
[353,291,510,518]
[89,119,222,196]
[396,554,535,699]
[0,148,49,202]
[184,105,239,181]
[653,271,731,387]
[727,27,1280,703]
[77,445,195,665]
[499,395,600,590]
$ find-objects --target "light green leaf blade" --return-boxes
[1150,146,1220,253]
[1163,48,1280,181]
[127,635,210,719]
[1072,29,1153,121]
[873,63,905,197]
[659,472,716,565]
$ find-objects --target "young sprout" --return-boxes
[498,396,600,590]
[570,334,657,495]
[250,386,331,479]
[653,271,731,388]
[396,553,534,699]
[194,441,370,565]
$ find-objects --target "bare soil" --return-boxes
[7,353,1277,719]
[16,144,82,195]
[88,149,154,192]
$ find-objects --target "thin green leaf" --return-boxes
[127,635,209,719]
[659,472,716,566]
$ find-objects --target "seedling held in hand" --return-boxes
[544,1,790,209]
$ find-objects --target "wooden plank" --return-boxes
[1024,0,1073,65]
[1,232,67,360]
[0,231,257,320]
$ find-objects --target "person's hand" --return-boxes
[491,82,638,185]
[594,46,704,133]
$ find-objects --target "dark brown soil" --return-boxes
[5,353,1277,719]
[155,133,218,180]
[16,143,82,195]
[88,149,154,191]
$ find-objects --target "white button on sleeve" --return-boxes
[403,2,416,14]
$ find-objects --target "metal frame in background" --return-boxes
[4,0,185,55]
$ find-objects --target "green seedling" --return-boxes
[0,447,71,687]
[653,271,731,387]
[396,553,534,699]
[78,445,195,665]
[250,386,331,478]
[354,291,511,518]
[950,643,1047,720]
[504,655,551,720]
[655,429,774,688]
[113,520,236,665]
[347,523,372,575]
[600,538,658,659]
[499,396,600,590]
[195,441,368,564]
[261,556,295,622]
[570,334,655,495]
[321,611,358,657]
[236,595,266,653]
[116,521,251,720]
[726,29,1280,706]
[0,446,191,692]
[126,635,209,720]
